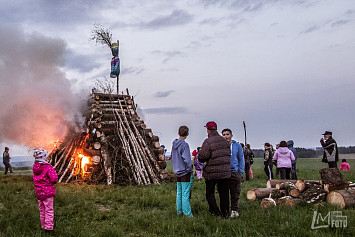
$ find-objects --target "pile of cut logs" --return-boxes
[247,168,355,208]
[48,90,167,185]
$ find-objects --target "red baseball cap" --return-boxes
[205,121,217,130]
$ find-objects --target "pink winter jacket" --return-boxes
[33,162,58,200]
[273,147,295,168]
[340,162,350,171]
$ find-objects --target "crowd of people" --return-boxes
[0,127,351,231]
[169,124,351,219]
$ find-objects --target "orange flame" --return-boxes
[78,153,91,171]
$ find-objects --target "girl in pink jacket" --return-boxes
[340,159,350,171]
[33,149,58,234]
[273,141,295,180]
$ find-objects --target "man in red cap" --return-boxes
[198,121,231,218]
[3,147,13,175]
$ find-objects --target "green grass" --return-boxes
[0,159,354,236]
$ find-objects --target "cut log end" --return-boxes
[247,190,257,201]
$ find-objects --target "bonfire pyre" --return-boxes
[48,91,167,185]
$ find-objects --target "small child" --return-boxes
[171,126,193,217]
[340,159,350,171]
[192,148,204,180]
[33,149,58,235]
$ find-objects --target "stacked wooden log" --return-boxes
[248,168,355,208]
[48,90,167,185]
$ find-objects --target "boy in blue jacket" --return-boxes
[171,126,194,217]
[222,128,245,218]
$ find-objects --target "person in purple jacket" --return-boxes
[192,147,204,180]
[171,126,194,217]
[273,141,295,180]
[33,149,58,235]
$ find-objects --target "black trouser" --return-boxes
[328,162,337,168]
[291,163,297,179]
[244,161,250,180]
[264,164,273,179]
[279,168,291,180]
[205,178,230,217]
[3,162,13,175]
[229,172,242,212]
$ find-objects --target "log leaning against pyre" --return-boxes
[327,189,355,208]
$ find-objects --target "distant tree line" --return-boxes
[252,146,355,158]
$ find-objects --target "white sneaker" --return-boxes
[230,210,239,218]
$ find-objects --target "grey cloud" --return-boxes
[64,49,101,73]
[301,25,320,34]
[243,2,263,12]
[0,0,103,25]
[142,10,194,29]
[121,67,145,75]
[143,107,188,115]
[152,50,184,63]
[154,90,175,98]
[345,9,354,15]
[331,20,350,28]
[200,18,221,25]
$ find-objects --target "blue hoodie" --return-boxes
[230,140,245,175]
[287,140,297,164]
[171,139,193,177]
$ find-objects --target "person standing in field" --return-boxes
[222,128,244,218]
[171,126,194,217]
[287,140,297,179]
[320,131,339,168]
[198,121,231,218]
[192,147,204,180]
[340,159,350,171]
[3,147,13,175]
[243,144,254,181]
[33,149,58,235]
[273,141,295,180]
[264,143,274,180]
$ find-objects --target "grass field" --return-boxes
[0,158,354,236]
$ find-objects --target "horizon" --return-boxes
[1,1,354,154]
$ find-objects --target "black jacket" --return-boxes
[320,137,339,163]
[264,148,273,166]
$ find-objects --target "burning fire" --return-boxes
[78,153,91,171]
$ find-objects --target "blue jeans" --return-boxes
[291,163,297,180]
[176,173,194,217]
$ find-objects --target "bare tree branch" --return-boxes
[90,23,113,49]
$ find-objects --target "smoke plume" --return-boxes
[0,24,83,149]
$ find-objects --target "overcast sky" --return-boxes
[0,0,354,155]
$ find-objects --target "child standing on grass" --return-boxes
[340,159,350,171]
[33,149,58,235]
[171,126,194,217]
[193,147,204,180]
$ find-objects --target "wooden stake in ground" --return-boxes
[327,189,355,208]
